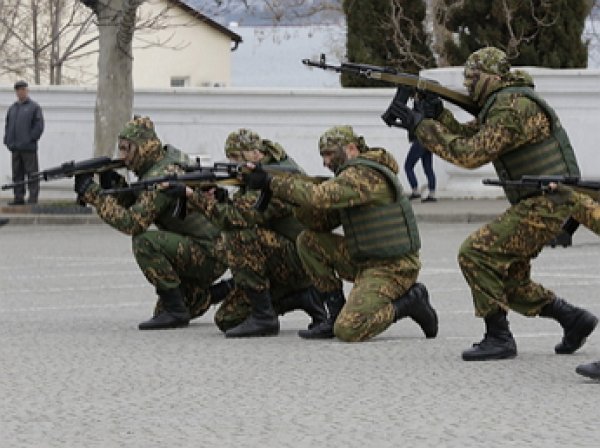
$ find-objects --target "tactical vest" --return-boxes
[140,145,221,242]
[480,86,580,204]
[264,155,306,241]
[338,158,420,261]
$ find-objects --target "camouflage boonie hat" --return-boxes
[465,47,510,76]
[118,116,158,146]
[224,128,261,158]
[318,125,367,153]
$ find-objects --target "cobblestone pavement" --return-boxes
[1,223,600,448]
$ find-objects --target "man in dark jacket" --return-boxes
[4,80,44,205]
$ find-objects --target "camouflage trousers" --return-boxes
[297,230,421,342]
[132,230,227,319]
[459,187,600,317]
[214,227,312,331]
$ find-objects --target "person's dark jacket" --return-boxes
[4,98,44,151]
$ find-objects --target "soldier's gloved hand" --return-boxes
[74,172,95,196]
[99,169,125,190]
[214,186,229,203]
[416,92,444,119]
[161,182,188,198]
[242,165,271,190]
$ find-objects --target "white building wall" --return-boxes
[132,1,234,88]
[0,0,235,89]
[1,67,599,200]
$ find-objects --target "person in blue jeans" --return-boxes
[404,139,436,202]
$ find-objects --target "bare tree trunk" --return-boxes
[94,0,133,157]
[31,0,41,83]
[430,0,455,67]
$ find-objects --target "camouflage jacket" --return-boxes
[269,148,400,232]
[81,146,221,249]
[187,153,305,241]
[415,72,552,169]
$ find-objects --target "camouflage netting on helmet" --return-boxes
[224,128,286,162]
[119,116,159,146]
[118,116,164,174]
[464,47,510,76]
[318,125,368,154]
[224,129,261,158]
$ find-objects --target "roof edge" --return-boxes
[168,0,242,43]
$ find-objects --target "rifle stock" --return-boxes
[302,54,479,116]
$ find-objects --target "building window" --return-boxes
[170,77,189,87]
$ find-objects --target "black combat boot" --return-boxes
[392,283,438,338]
[297,289,345,339]
[208,278,235,305]
[225,289,280,338]
[462,311,517,361]
[274,287,328,330]
[575,361,600,380]
[138,288,191,330]
[539,297,598,354]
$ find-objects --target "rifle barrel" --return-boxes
[302,55,480,116]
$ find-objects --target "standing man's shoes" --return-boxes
[8,199,25,206]
[0,218,9,227]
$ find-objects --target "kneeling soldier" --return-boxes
[243,125,438,342]
[75,116,227,330]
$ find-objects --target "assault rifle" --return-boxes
[483,175,600,200]
[101,162,302,212]
[101,162,243,195]
[302,54,480,116]
[1,156,125,191]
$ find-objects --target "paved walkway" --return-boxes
[1,222,599,448]
[0,197,509,225]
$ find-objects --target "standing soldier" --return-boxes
[382,46,598,360]
[74,116,227,330]
[243,125,438,342]
[168,129,327,337]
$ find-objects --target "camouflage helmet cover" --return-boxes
[118,116,158,146]
[464,47,510,76]
[224,128,262,158]
[118,116,163,174]
[318,125,367,154]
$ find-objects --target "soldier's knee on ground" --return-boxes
[333,320,366,342]
[214,308,237,333]
[214,314,227,333]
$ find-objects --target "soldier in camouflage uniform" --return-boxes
[243,125,438,342]
[74,116,227,330]
[167,129,327,337]
[383,46,598,360]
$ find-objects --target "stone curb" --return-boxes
[0,211,505,226]
[0,199,508,226]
